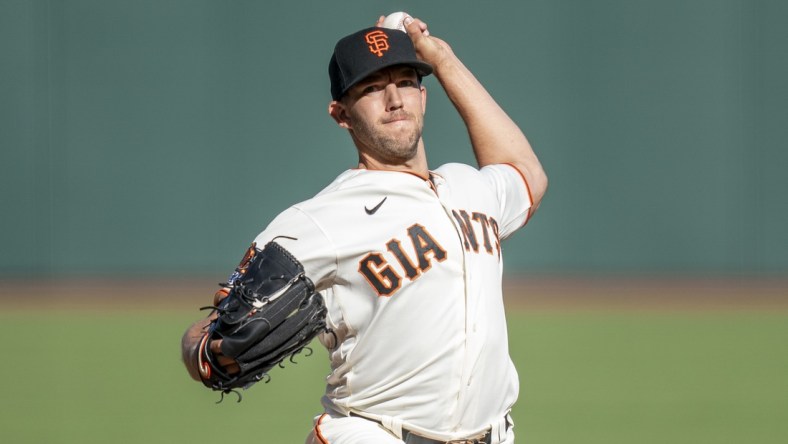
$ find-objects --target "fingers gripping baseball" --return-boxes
[402,17,454,72]
[377,12,452,72]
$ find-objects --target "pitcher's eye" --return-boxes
[361,84,384,95]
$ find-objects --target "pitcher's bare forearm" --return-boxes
[405,18,548,210]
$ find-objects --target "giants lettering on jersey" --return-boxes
[451,209,501,257]
[357,210,500,297]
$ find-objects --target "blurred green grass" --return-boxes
[1,310,786,443]
[513,312,788,443]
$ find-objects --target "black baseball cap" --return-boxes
[329,26,433,100]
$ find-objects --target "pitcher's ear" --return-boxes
[328,101,351,129]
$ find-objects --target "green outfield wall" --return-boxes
[2,0,786,276]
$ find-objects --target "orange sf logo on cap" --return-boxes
[365,30,389,57]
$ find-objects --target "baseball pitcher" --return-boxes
[181,13,548,444]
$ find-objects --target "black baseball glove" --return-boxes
[196,241,327,397]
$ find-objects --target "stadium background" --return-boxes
[1,1,786,443]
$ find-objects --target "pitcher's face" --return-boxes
[334,66,426,163]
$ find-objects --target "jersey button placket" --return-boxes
[430,178,467,425]
[435,181,476,426]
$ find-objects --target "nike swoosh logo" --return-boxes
[365,197,388,215]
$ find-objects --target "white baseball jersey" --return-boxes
[253,162,533,440]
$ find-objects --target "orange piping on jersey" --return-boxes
[503,162,534,227]
[314,413,330,444]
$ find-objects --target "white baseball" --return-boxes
[381,12,411,32]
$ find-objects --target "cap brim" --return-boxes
[340,60,433,99]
